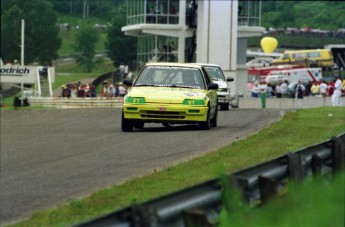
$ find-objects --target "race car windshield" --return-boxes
[204,67,226,81]
[134,66,206,89]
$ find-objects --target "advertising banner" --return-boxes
[0,65,38,83]
[0,65,55,84]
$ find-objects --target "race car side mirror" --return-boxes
[208,83,218,90]
[123,79,133,87]
[226,77,234,82]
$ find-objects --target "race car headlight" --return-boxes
[125,97,146,104]
[183,99,205,105]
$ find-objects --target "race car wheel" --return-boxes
[220,103,229,111]
[199,108,211,130]
[121,111,133,132]
[162,123,171,127]
[133,121,145,129]
[210,107,218,127]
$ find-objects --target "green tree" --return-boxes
[73,24,100,72]
[261,1,345,30]
[1,0,61,65]
[105,4,137,68]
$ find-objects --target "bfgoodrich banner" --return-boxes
[0,65,50,84]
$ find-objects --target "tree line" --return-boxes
[261,1,345,31]
[1,0,344,71]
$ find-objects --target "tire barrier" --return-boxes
[75,133,345,227]
[91,70,120,89]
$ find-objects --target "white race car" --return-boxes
[196,63,239,110]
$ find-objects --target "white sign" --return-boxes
[0,65,55,83]
[0,65,37,83]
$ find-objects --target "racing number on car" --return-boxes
[133,98,141,103]
[187,100,195,105]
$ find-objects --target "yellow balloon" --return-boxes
[260,37,278,53]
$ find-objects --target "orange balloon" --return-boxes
[260,37,278,53]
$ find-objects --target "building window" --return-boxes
[238,0,261,26]
[137,35,178,68]
[127,0,179,25]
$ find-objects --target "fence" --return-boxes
[75,132,345,227]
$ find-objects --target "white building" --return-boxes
[121,0,265,95]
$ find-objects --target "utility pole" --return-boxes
[21,19,25,106]
[21,19,24,66]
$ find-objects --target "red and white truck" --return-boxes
[247,64,306,90]
[264,67,323,85]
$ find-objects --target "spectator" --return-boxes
[258,81,268,108]
[119,84,127,97]
[251,83,259,98]
[305,81,312,96]
[127,71,133,80]
[70,85,77,98]
[310,81,320,96]
[275,82,282,98]
[327,81,334,96]
[114,83,120,98]
[296,80,305,99]
[281,80,289,98]
[108,83,114,98]
[89,84,96,97]
[125,65,129,78]
[266,83,273,98]
[102,81,108,97]
[85,83,90,97]
[319,80,327,97]
[332,76,343,106]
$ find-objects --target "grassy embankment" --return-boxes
[8,107,345,227]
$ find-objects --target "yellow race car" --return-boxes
[121,63,218,131]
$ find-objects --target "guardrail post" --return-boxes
[287,153,305,183]
[258,175,279,204]
[311,154,322,176]
[332,136,345,172]
[181,208,215,227]
[129,204,157,227]
[230,176,251,203]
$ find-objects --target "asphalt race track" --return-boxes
[0,108,284,225]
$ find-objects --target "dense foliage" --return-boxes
[262,1,345,30]
[105,4,137,68]
[1,0,61,65]
[73,24,100,72]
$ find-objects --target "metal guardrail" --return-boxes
[75,133,345,227]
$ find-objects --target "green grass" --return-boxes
[58,30,107,57]
[56,58,115,78]
[57,14,108,57]
[219,171,345,227]
[7,107,345,227]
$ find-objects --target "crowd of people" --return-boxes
[61,82,97,98]
[60,80,128,99]
[101,81,127,98]
[251,76,345,108]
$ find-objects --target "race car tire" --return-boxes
[220,103,229,111]
[121,111,133,132]
[210,107,218,127]
[133,121,145,129]
[162,123,171,127]
[199,108,211,130]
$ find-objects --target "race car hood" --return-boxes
[213,80,228,89]
[126,87,208,104]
